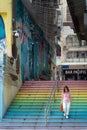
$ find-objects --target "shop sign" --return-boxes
[65,70,86,74]
[62,65,69,69]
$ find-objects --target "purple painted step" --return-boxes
[59,80,87,84]
[58,81,87,88]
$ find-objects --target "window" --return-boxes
[66,36,73,47]
[0,16,6,39]
[67,52,73,58]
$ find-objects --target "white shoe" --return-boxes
[64,113,66,116]
[66,115,69,119]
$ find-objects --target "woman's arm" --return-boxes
[70,93,72,102]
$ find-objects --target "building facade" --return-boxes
[60,0,87,80]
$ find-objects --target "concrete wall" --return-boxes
[0,54,21,119]
[2,55,21,118]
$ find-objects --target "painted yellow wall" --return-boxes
[0,0,12,56]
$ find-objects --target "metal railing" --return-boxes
[66,58,87,62]
[44,80,58,125]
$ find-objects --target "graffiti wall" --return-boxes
[0,0,53,119]
[16,0,52,82]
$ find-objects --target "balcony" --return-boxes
[66,42,87,47]
[68,47,87,52]
[66,58,87,62]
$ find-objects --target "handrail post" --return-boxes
[44,80,58,125]
[57,80,59,92]
[53,92,55,103]
[49,103,51,115]
[44,108,47,126]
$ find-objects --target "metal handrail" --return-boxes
[44,80,58,125]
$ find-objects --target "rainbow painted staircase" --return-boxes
[0,80,87,129]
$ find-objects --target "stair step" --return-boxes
[9,102,87,107]
[13,99,49,101]
[1,122,87,127]
[15,96,87,99]
[2,118,87,123]
[14,97,87,100]
[16,93,51,95]
[5,111,87,115]
[4,115,87,119]
[2,80,87,128]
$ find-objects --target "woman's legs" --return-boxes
[63,102,71,118]
[66,102,71,116]
[63,102,67,115]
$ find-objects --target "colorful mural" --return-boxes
[15,0,52,82]
[0,0,53,118]
[0,16,6,53]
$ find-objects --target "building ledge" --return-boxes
[61,62,87,65]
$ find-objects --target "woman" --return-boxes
[61,86,72,119]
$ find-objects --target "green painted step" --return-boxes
[11,101,87,105]
[15,97,87,100]
[17,98,87,101]
[13,99,49,101]
[9,103,87,109]
[10,104,87,108]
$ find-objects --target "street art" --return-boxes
[0,66,3,78]
[0,15,6,119]
[0,16,6,53]
[0,16,6,78]
[15,0,52,82]
[0,39,6,53]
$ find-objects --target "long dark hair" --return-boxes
[63,86,70,93]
